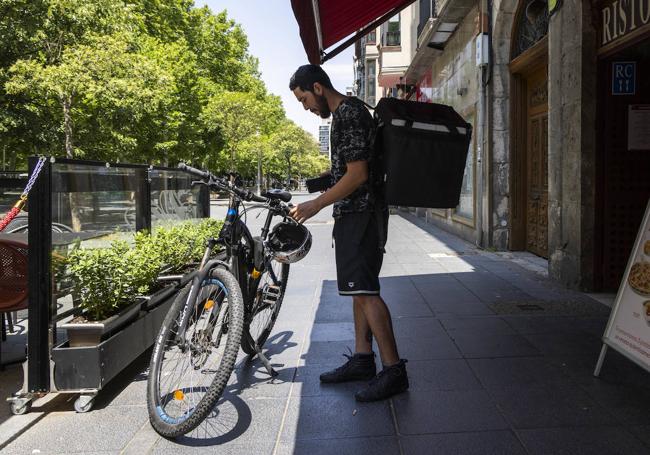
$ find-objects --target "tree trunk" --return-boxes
[62,95,82,232]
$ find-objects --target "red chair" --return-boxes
[0,239,28,342]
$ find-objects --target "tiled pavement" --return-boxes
[1,198,650,454]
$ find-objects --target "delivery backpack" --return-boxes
[368,98,473,209]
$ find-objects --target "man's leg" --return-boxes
[353,295,399,366]
[353,298,373,353]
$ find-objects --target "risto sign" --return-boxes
[601,0,650,46]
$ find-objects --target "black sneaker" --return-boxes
[355,359,409,402]
[319,351,376,383]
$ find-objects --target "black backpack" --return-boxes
[366,98,473,209]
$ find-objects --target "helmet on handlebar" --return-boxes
[266,221,312,264]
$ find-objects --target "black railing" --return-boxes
[383,30,401,46]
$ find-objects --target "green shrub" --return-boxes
[69,218,223,321]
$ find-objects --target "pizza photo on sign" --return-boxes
[629,262,650,296]
[644,301,650,326]
[644,240,650,256]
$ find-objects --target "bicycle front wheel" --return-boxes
[147,267,244,438]
[241,258,289,355]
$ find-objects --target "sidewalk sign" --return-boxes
[595,198,650,377]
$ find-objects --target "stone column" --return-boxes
[547,0,598,289]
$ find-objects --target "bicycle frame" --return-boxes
[174,175,285,346]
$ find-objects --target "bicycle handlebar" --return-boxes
[178,163,270,204]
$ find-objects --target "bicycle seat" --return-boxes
[263,189,292,203]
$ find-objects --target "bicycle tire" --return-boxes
[241,259,289,355]
[147,266,244,438]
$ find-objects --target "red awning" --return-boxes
[378,73,404,88]
[291,0,416,64]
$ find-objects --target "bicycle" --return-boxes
[147,164,311,438]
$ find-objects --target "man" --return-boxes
[288,64,408,402]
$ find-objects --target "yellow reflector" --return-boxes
[205,300,214,309]
[252,269,261,279]
[173,390,184,401]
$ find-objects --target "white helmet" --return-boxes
[266,221,312,264]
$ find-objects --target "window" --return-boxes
[367,30,376,44]
[366,59,376,105]
[382,14,400,46]
[455,113,475,221]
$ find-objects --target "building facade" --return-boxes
[357,0,650,292]
[318,119,332,158]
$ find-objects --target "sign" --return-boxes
[612,62,636,95]
[601,0,650,47]
[596,199,650,376]
[628,105,650,150]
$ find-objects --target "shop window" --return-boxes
[454,113,475,222]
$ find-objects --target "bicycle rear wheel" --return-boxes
[241,259,289,355]
[147,266,244,438]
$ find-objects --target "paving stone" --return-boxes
[277,435,400,455]
[393,390,509,434]
[523,332,603,357]
[629,425,650,448]
[397,335,463,360]
[488,384,618,429]
[501,315,579,334]
[280,395,394,441]
[153,396,286,451]
[427,301,495,316]
[439,316,516,334]
[449,331,541,358]
[580,382,650,425]
[2,405,148,454]
[468,357,572,389]
[392,317,446,339]
[517,426,650,455]
[406,359,482,391]
[401,431,527,455]
[290,362,371,398]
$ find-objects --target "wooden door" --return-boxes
[525,68,548,258]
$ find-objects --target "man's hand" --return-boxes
[289,199,322,224]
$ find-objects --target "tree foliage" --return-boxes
[0,0,328,183]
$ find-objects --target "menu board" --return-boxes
[602,199,650,372]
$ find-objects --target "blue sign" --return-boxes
[612,62,636,95]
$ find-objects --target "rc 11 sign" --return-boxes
[612,62,636,95]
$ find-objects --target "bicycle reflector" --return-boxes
[266,222,312,264]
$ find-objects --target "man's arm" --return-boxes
[289,160,367,224]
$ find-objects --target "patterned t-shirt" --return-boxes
[330,97,376,218]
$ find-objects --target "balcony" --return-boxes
[383,30,401,47]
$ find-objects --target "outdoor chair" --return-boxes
[0,239,28,342]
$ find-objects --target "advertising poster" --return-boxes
[602,199,650,373]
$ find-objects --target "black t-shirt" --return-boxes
[330,97,376,218]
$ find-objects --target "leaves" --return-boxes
[0,0,323,176]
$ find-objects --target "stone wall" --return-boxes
[490,0,518,250]
[547,0,598,289]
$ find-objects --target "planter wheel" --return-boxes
[10,399,31,415]
[74,394,95,413]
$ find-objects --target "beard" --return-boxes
[315,94,331,118]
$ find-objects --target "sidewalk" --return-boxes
[1,206,649,454]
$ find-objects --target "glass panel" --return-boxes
[455,114,475,220]
[150,168,202,230]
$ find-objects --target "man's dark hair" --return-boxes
[289,64,334,92]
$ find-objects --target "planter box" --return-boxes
[61,300,143,347]
[51,287,177,391]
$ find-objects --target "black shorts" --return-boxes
[333,210,388,296]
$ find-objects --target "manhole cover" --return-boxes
[488,300,610,316]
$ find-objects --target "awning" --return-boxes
[378,72,404,88]
[291,0,417,64]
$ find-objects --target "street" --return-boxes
[1,193,649,454]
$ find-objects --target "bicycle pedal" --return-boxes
[262,285,281,304]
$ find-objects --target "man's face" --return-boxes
[293,84,330,119]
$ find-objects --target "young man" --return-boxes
[288,64,408,402]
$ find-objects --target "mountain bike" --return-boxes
[147,164,310,438]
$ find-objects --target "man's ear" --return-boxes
[313,82,324,96]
